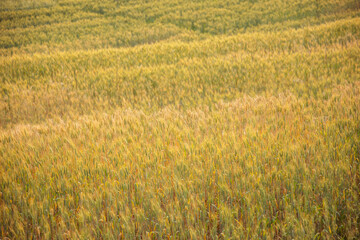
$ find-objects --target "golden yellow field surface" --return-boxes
[1,0,360,239]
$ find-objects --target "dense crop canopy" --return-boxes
[1,0,360,239]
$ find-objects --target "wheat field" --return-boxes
[1,0,360,239]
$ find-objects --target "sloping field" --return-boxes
[1,0,360,239]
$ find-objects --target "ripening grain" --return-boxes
[1,0,360,239]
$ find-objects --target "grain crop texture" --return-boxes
[1,0,360,239]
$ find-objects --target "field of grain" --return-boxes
[1,0,360,239]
